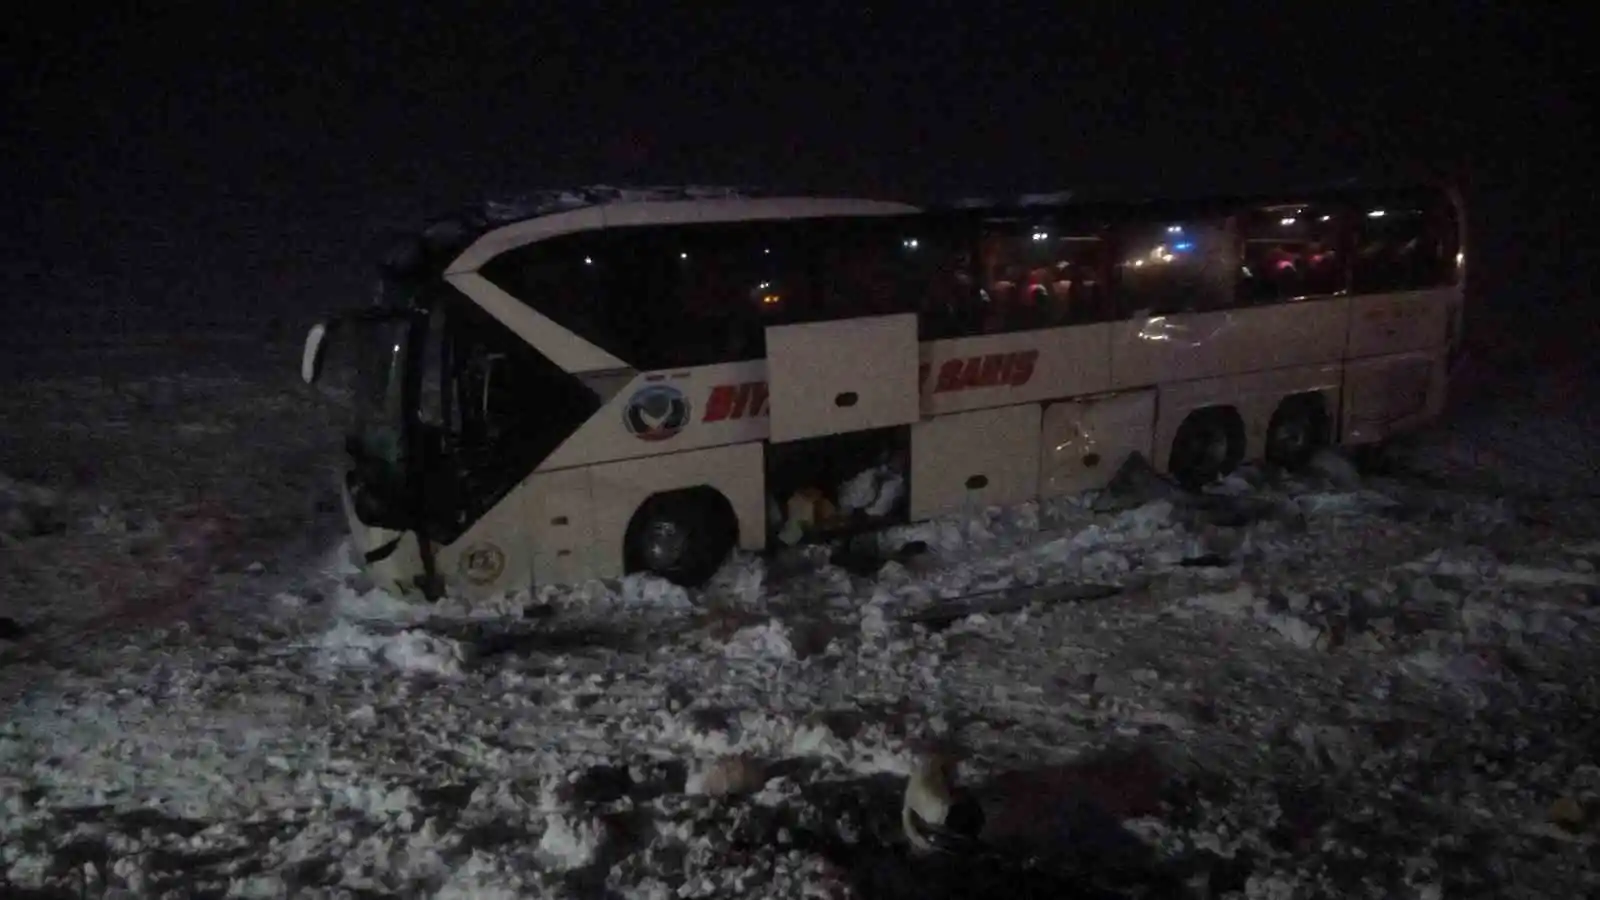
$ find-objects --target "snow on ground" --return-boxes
[0,338,346,649]
[4,338,1600,898]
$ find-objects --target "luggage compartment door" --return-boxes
[765,313,921,443]
[1342,350,1445,445]
[1039,389,1157,496]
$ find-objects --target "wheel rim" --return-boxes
[1273,418,1309,458]
[1182,425,1229,471]
[641,518,688,571]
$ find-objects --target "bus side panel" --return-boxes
[1109,298,1347,391]
[434,485,537,600]
[1153,364,1342,470]
[1038,389,1156,497]
[1341,350,1447,445]
[910,404,1041,520]
[920,323,1112,417]
[1345,288,1451,360]
[587,442,767,579]
[526,468,597,589]
[538,361,770,473]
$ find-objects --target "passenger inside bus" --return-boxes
[974,229,1109,330]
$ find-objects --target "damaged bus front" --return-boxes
[301,230,447,597]
[300,216,595,600]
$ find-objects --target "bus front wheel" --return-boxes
[624,488,736,588]
[1167,408,1245,491]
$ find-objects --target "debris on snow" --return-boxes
[1307,446,1362,489]
[538,813,608,870]
[1549,795,1587,833]
[331,583,431,625]
[686,754,767,797]
[618,573,694,609]
[0,472,65,544]
[0,615,26,640]
[1101,450,1185,507]
[1498,564,1599,587]
[315,620,464,677]
[1183,585,1259,618]
[724,618,797,660]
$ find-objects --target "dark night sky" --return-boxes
[2,2,1593,337]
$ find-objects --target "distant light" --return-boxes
[903,238,919,249]
[764,248,771,254]
[1456,252,1464,266]
[761,294,781,305]
[584,256,593,265]
[1367,209,1386,218]
[1166,225,1183,234]
[680,252,689,259]
[1031,231,1048,242]
[1133,259,1146,267]
[1173,241,1194,252]
[1319,215,1332,222]
[1280,217,1297,226]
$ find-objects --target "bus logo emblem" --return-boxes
[459,542,505,585]
[623,383,692,441]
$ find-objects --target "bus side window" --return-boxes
[1237,204,1347,304]
[814,219,927,319]
[819,219,979,341]
[669,222,816,364]
[1114,217,1235,316]
[813,218,981,340]
[972,220,1115,331]
[1350,199,1458,294]
[479,232,630,364]
[919,244,985,340]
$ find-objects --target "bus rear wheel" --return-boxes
[1265,394,1329,471]
[1168,407,1244,491]
[624,488,736,588]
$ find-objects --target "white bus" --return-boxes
[301,184,1465,600]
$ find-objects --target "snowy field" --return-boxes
[4,334,1600,899]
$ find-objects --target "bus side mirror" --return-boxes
[301,321,330,385]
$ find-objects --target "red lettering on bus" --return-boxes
[1008,349,1037,386]
[703,382,770,422]
[728,382,752,419]
[976,354,1008,387]
[933,359,965,393]
[704,351,1038,419]
[929,350,1039,394]
[703,385,737,422]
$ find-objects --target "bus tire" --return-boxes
[1265,394,1329,471]
[624,488,736,588]
[1168,407,1244,491]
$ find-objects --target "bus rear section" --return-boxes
[301,184,1463,601]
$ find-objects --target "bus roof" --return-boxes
[934,178,1456,218]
